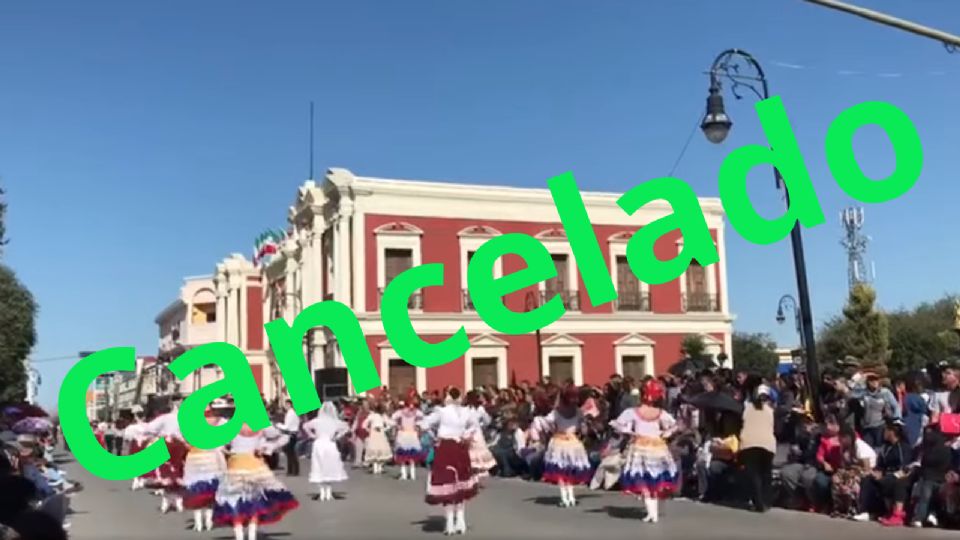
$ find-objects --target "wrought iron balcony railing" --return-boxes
[682,292,719,312]
[615,291,651,312]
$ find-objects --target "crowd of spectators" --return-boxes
[0,406,73,540]
[293,361,960,530]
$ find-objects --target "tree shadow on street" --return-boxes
[523,494,599,506]
[585,505,646,520]
[411,516,446,533]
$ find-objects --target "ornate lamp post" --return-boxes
[700,49,821,419]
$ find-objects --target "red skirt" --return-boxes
[425,439,479,506]
[158,438,188,490]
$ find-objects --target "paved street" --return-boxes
[60,454,957,540]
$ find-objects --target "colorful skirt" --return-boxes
[364,429,392,464]
[183,448,227,509]
[467,432,496,477]
[131,440,161,487]
[426,439,479,505]
[394,429,426,465]
[542,433,592,485]
[158,437,189,491]
[619,436,678,498]
[212,453,298,527]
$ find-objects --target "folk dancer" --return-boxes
[144,397,190,514]
[212,424,299,540]
[122,413,151,491]
[362,403,393,475]
[541,386,592,507]
[182,408,228,532]
[391,400,426,481]
[303,402,350,502]
[420,387,480,536]
[611,379,679,524]
[464,391,496,479]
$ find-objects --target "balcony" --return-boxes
[462,289,474,311]
[615,291,651,312]
[379,288,422,310]
[683,292,720,312]
[542,289,579,311]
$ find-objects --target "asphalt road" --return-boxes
[60,455,957,540]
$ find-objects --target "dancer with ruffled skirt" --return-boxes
[541,386,592,508]
[391,400,426,481]
[611,379,679,524]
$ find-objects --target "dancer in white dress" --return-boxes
[122,414,149,491]
[362,403,393,475]
[303,402,350,502]
[390,400,425,481]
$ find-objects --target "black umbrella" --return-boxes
[683,390,743,414]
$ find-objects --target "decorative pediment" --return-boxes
[375,221,424,235]
[377,339,395,349]
[613,333,656,347]
[469,333,509,347]
[541,333,584,347]
[535,228,567,240]
[458,225,502,237]
[608,231,633,242]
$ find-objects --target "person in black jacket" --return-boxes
[909,428,953,528]
[778,414,821,509]
[854,420,914,525]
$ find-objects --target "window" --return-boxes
[459,227,504,312]
[381,248,420,309]
[191,302,216,324]
[621,355,646,381]
[614,255,649,311]
[548,356,575,385]
[463,251,476,310]
[684,262,717,311]
[471,357,499,388]
[544,254,578,309]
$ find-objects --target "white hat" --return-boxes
[757,384,773,398]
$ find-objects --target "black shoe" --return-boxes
[310,494,320,501]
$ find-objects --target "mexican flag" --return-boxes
[253,229,284,265]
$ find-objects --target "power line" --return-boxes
[667,108,704,178]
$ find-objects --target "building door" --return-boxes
[548,356,574,385]
[686,262,709,311]
[471,357,499,389]
[621,355,646,381]
[388,358,416,398]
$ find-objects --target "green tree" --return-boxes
[817,284,890,376]
[732,332,780,378]
[0,264,37,401]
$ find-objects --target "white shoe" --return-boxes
[175,498,184,513]
[927,514,939,527]
[909,522,922,528]
[160,498,169,514]
[851,513,870,522]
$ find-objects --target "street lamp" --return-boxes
[776,294,802,336]
[700,49,821,420]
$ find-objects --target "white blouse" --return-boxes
[229,432,266,454]
[144,412,183,440]
[303,416,350,442]
[391,409,423,432]
[363,413,390,433]
[420,404,478,440]
[612,407,676,438]
[543,410,582,434]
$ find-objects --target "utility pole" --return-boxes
[803,0,960,50]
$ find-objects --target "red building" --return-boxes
[255,168,733,398]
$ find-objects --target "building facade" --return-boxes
[221,168,735,399]
[153,276,222,399]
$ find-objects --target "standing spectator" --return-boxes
[739,384,777,512]
[903,374,932,448]
[280,400,301,476]
[909,428,953,528]
[856,375,901,449]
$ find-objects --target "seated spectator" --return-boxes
[909,428,952,528]
[9,509,67,540]
[830,425,877,518]
[854,420,914,524]
[696,412,740,503]
[779,413,821,509]
[490,417,525,478]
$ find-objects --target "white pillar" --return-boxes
[335,211,353,307]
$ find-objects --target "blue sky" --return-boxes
[2,1,957,407]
